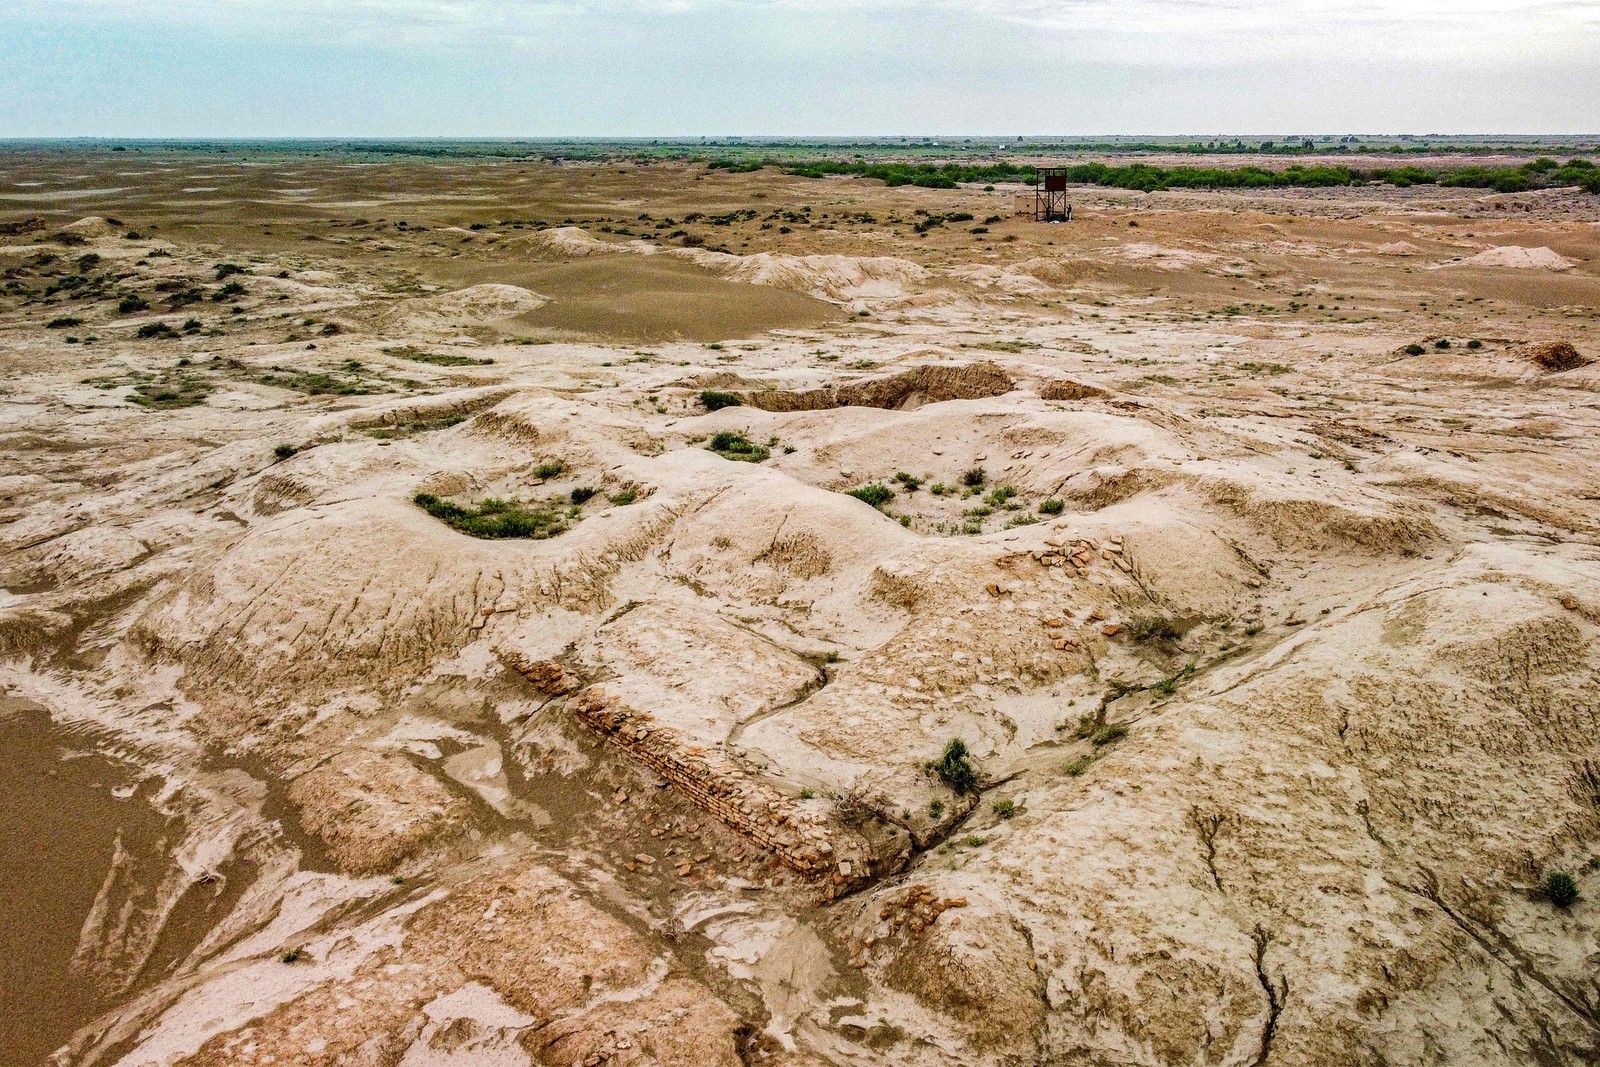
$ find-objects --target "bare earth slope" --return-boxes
[2,152,1600,1066]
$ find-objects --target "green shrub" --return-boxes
[847,483,894,507]
[610,488,638,505]
[47,316,83,329]
[118,295,149,314]
[135,322,178,339]
[1064,757,1090,777]
[534,460,565,479]
[700,390,742,411]
[570,486,598,505]
[273,443,299,459]
[893,471,922,491]
[929,737,980,795]
[1434,338,1451,349]
[992,798,1016,819]
[1039,498,1065,515]
[707,430,770,462]
[1543,871,1580,908]
[1091,722,1128,746]
[214,263,248,280]
[984,485,1017,507]
[1404,343,1425,356]
[213,281,246,301]
[962,466,987,487]
[1466,339,1483,349]
[413,492,567,539]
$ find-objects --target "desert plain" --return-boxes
[2,144,1600,1066]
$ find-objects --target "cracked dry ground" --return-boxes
[3,153,1600,1066]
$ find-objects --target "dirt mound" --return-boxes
[1522,340,1591,371]
[1039,377,1112,401]
[714,252,929,301]
[60,216,119,238]
[1447,245,1578,270]
[736,361,1013,412]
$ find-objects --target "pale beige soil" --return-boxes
[3,152,1600,1066]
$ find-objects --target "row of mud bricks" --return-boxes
[563,684,876,895]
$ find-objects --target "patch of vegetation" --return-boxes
[992,798,1016,819]
[707,430,769,462]
[118,295,149,314]
[534,460,565,479]
[135,321,180,340]
[570,486,599,505]
[928,737,981,795]
[962,466,987,487]
[413,493,568,539]
[610,487,638,505]
[389,345,494,367]
[893,471,922,491]
[215,263,248,280]
[847,483,894,507]
[280,947,304,964]
[700,390,742,411]
[1404,343,1426,356]
[1091,722,1128,746]
[1543,871,1580,908]
[1063,757,1091,777]
[47,316,84,329]
[255,368,380,396]
[1129,614,1187,644]
[1039,498,1065,516]
[273,443,300,459]
[129,371,212,408]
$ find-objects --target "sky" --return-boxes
[1,0,1597,137]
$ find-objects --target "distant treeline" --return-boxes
[706,157,1600,195]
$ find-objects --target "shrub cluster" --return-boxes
[413,493,567,539]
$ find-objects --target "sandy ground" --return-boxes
[3,151,1600,1066]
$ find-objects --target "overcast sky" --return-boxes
[2,0,1596,137]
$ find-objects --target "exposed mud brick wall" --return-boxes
[736,361,1014,413]
[568,686,876,894]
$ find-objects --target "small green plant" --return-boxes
[929,737,981,795]
[928,482,949,496]
[1063,757,1090,777]
[118,295,149,314]
[847,483,894,507]
[135,321,179,339]
[1092,722,1128,747]
[893,471,923,491]
[700,390,742,411]
[610,487,638,506]
[273,443,299,459]
[1434,338,1451,349]
[1244,622,1265,636]
[534,461,564,479]
[1039,498,1065,516]
[962,466,987,487]
[800,787,816,800]
[992,798,1016,819]
[1466,339,1483,349]
[984,485,1018,507]
[413,493,567,539]
[1404,343,1425,356]
[707,430,770,462]
[215,262,248,280]
[280,947,304,964]
[570,486,599,505]
[929,799,944,818]
[1543,871,1580,908]
[47,315,83,329]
